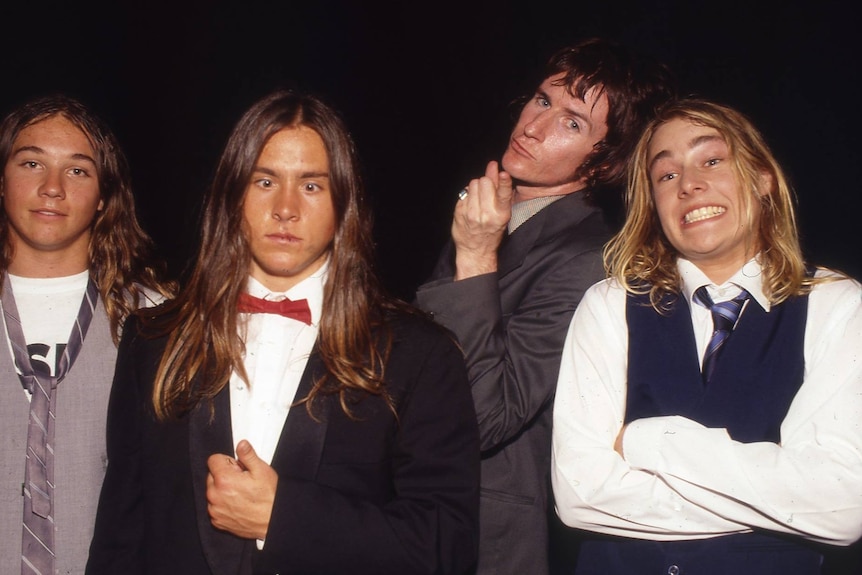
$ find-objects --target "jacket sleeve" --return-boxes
[85,316,147,575]
[416,242,605,451]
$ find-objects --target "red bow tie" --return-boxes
[237,292,312,325]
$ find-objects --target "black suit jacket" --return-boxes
[415,192,612,575]
[87,311,480,575]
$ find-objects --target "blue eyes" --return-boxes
[533,97,579,130]
[653,157,723,183]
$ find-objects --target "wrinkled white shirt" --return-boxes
[551,258,862,545]
[230,266,325,466]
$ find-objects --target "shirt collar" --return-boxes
[245,260,327,325]
[678,256,771,312]
[508,195,564,234]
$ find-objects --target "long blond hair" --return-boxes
[604,99,815,309]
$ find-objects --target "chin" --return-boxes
[500,150,523,174]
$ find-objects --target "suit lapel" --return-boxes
[189,385,253,575]
[270,351,329,480]
[498,214,542,277]
[499,192,600,278]
[187,348,328,574]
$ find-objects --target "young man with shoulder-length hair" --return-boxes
[416,38,676,575]
[0,94,175,575]
[552,99,862,574]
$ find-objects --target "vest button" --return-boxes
[668,566,680,575]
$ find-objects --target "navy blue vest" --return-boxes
[575,289,823,575]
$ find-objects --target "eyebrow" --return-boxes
[12,145,97,165]
[648,133,725,171]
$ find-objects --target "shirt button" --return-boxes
[668,566,680,575]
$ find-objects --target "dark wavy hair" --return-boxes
[522,37,677,219]
[150,90,412,420]
[0,94,175,342]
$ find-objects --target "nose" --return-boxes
[39,168,65,199]
[271,189,300,221]
[678,170,705,197]
[522,110,549,140]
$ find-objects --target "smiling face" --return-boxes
[243,125,336,293]
[500,73,609,200]
[2,114,103,275]
[648,117,764,283]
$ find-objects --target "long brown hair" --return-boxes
[0,94,175,342]
[150,90,408,420]
[605,98,818,309]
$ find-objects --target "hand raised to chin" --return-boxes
[453,160,514,280]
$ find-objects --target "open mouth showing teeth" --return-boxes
[684,206,726,223]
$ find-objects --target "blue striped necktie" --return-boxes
[1,273,99,575]
[693,286,750,384]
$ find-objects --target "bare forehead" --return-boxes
[257,125,329,171]
[15,115,95,153]
[648,118,724,163]
[264,125,325,150]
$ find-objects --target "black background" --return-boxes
[1,1,859,299]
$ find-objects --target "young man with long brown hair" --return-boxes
[0,94,175,575]
[87,90,480,575]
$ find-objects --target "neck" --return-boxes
[693,257,753,286]
[690,244,760,286]
[512,180,585,203]
[7,249,89,278]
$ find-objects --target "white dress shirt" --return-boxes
[229,265,325,466]
[551,257,862,545]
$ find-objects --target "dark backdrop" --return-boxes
[1,1,858,299]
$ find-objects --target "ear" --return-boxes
[584,161,613,187]
[97,197,105,211]
[597,164,612,178]
[755,170,773,197]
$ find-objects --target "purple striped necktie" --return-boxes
[1,273,99,575]
[693,286,750,384]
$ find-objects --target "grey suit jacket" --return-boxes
[415,191,612,575]
[0,297,115,575]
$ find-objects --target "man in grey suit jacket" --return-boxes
[0,95,173,574]
[415,38,676,575]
